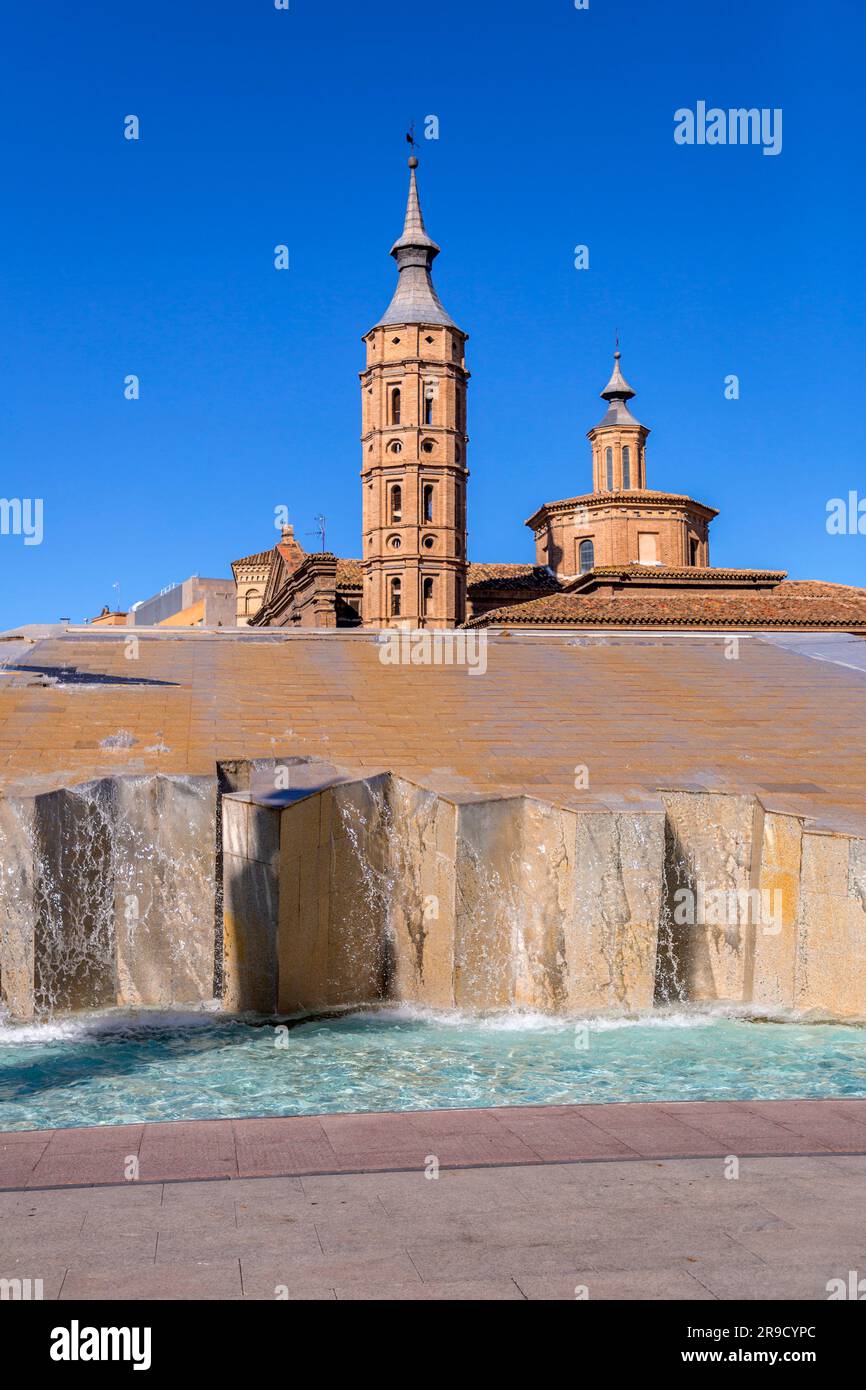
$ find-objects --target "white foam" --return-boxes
[0,1004,225,1046]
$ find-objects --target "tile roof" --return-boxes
[335,559,363,590]
[564,565,787,593]
[231,549,274,570]
[465,581,866,630]
[466,563,559,592]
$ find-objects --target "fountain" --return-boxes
[2,756,866,1021]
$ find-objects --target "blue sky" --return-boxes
[1,0,863,627]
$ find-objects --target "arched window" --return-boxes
[424,384,435,425]
[423,484,434,523]
[390,388,401,425]
[245,589,262,615]
[579,539,595,574]
[622,445,631,489]
[422,577,434,615]
[605,447,614,490]
[389,577,401,617]
[389,485,402,523]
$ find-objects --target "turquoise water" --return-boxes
[1,1006,866,1132]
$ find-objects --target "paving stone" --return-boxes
[60,1260,243,1301]
[514,1269,720,1300]
[687,1260,857,1301]
[239,1253,421,1297]
[154,1222,321,1265]
[336,1279,526,1300]
[4,1122,866,1300]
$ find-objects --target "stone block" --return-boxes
[658,792,760,1004]
[0,796,37,1018]
[751,811,802,1010]
[795,833,866,1017]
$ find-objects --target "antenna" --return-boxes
[307,515,327,552]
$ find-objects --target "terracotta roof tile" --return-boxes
[335,559,363,589]
[467,563,559,592]
[465,581,866,630]
[231,549,274,570]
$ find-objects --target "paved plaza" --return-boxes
[2,1100,866,1300]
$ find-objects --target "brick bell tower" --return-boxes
[361,156,469,628]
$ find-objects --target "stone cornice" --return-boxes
[525,490,719,531]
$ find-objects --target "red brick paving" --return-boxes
[2,1099,866,1191]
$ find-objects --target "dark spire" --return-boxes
[373,157,457,329]
[600,349,636,402]
[595,348,644,428]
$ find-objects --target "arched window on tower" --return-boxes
[605,447,614,491]
[389,485,402,524]
[579,539,595,574]
[422,577,434,616]
[622,445,631,489]
[390,577,402,617]
[424,383,435,425]
[390,388,401,425]
[423,484,434,523]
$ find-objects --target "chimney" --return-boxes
[278,522,306,577]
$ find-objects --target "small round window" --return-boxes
[388,441,402,453]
